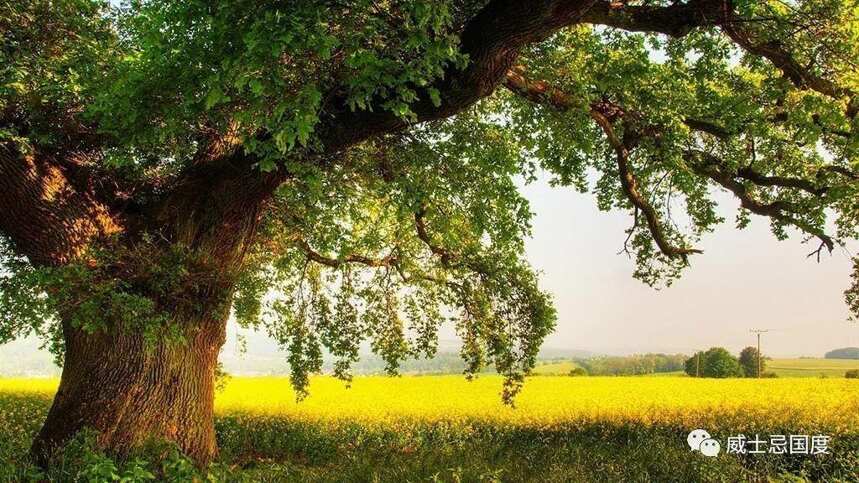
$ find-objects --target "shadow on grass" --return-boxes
[0,392,856,482]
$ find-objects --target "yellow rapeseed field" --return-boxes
[5,375,856,432]
[231,376,859,434]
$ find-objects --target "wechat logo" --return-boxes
[687,429,720,457]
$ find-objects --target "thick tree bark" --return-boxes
[31,309,229,467]
[1,138,266,467]
[0,145,121,266]
[21,163,264,466]
[0,129,264,465]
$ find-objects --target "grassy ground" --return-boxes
[0,376,857,481]
[767,358,859,377]
[530,360,582,374]
[530,358,859,377]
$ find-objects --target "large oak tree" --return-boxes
[2,0,857,467]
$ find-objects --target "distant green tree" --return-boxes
[703,348,744,378]
[568,367,588,377]
[577,353,685,376]
[825,348,859,360]
[738,346,765,377]
[684,351,705,377]
[685,348,743,378]
[650,354,687,373]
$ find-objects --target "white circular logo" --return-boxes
[700,438,721,457]
[687,429,711,451]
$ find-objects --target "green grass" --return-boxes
[768,358,859,377]
[530,360,582,374]
[645,370,687,377]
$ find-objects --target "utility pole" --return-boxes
[750,329,769,378]
[696,352,700,378]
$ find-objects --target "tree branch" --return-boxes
[682,118,734,139]
[504,67,702,259]
[294,237,398,268]
[158,1,610,245]
[582,1,856,118]
[174,0,859,237]
[315,0,602,152]
[287,218,461,290]
[414,208,456,267]
[718,10,857,118]
[581,0,725,38]
[735,166,826,196]
[685,150,835,253]
[503,66,731,138]
[818,165,859,181]
[504,66,855,259]
[590,109,703,259]
[0,145,122,265]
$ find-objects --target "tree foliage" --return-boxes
[2,0,859,404]
[824,347,859,359]
[685,347,744,378]
[738,346,765,377]
[576,353,686,375]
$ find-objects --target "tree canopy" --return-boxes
[2,0,859,406]
[684,347,744,378]
[738,346,765,377]
[824,347,859,359]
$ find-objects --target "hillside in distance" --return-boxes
[0,335,595,377]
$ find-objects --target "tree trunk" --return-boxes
[30,310,229,467]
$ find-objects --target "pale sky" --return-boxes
[520,173,858,357]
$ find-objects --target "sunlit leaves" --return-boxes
[80,0,465,167]
[846,257,859,320]
[0,239,55,347]
[230,107,554,401]
[0,0,117,150]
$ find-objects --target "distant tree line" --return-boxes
[824,347,859,360]
[684,347,773,378]
[342,352,472,375]
[571,354,687,376]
